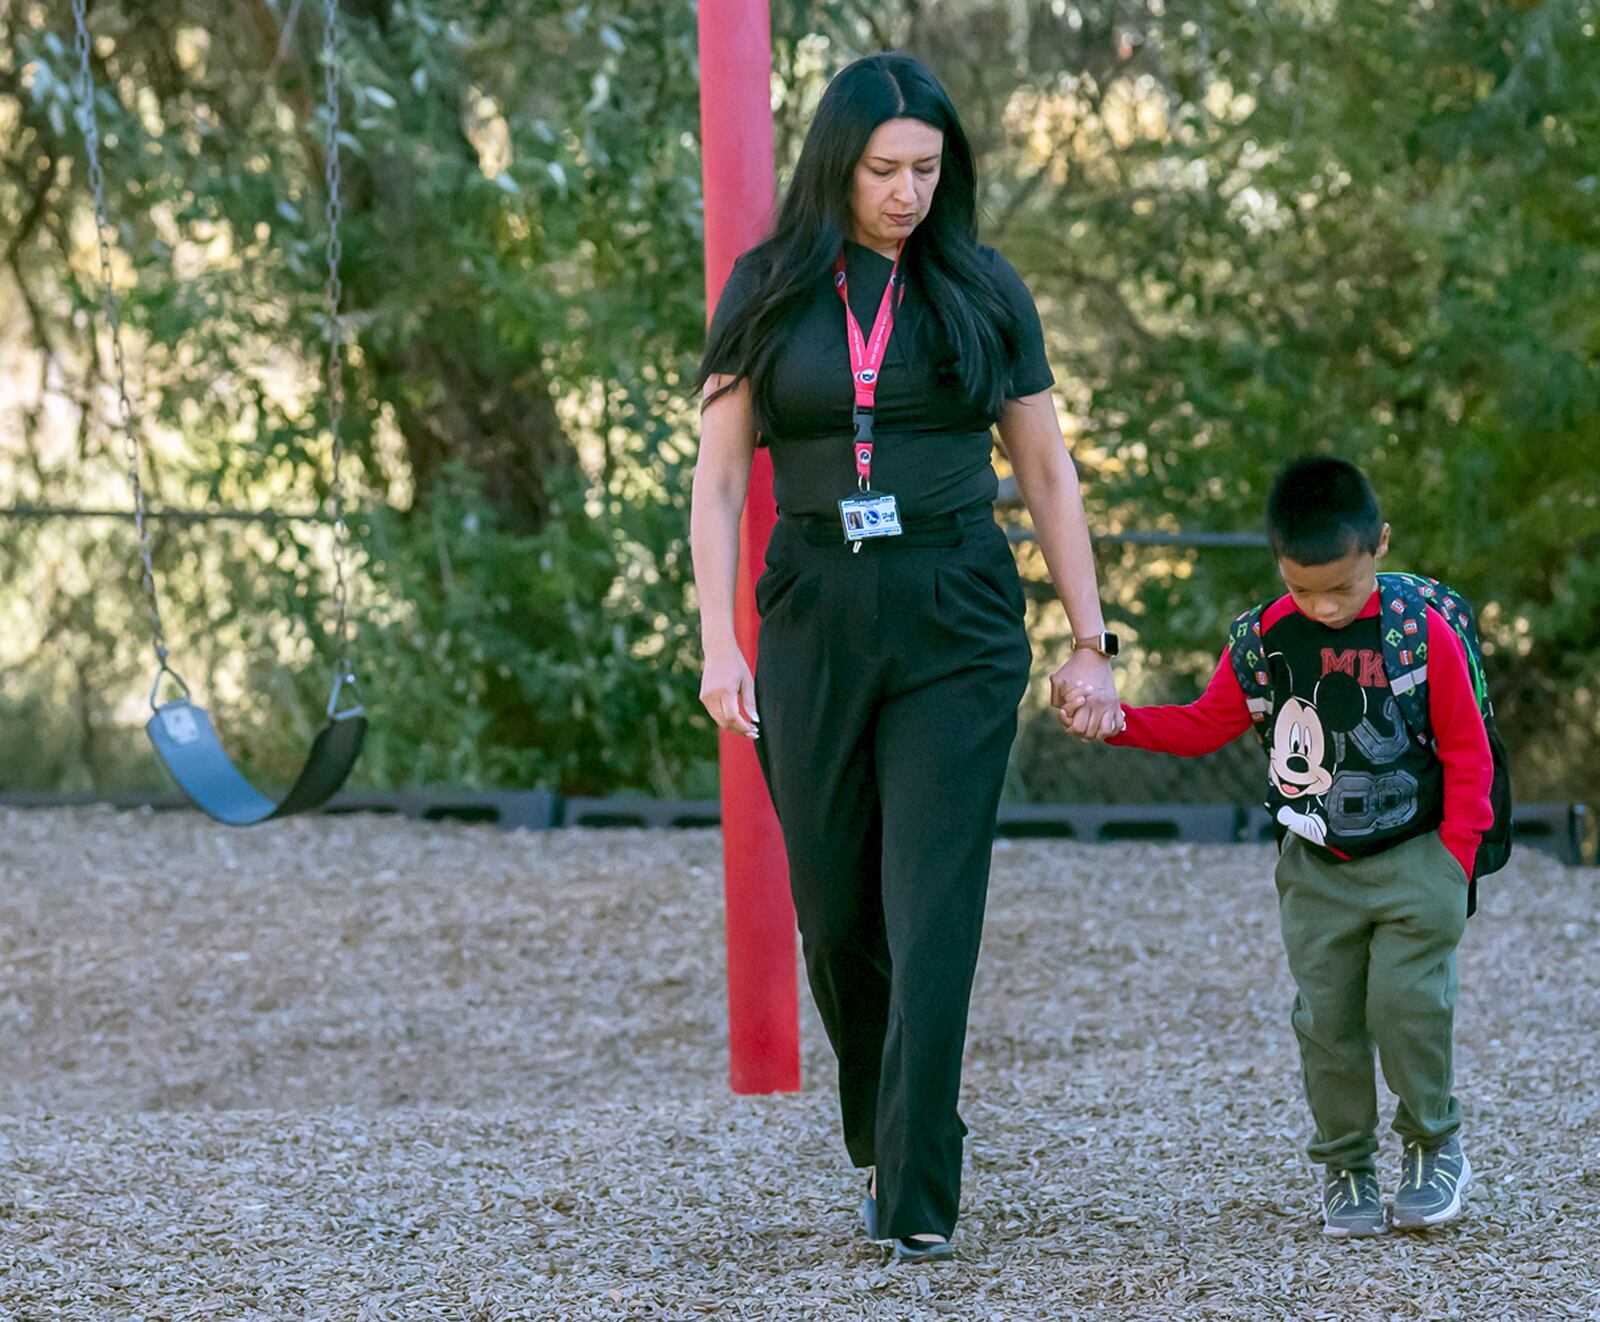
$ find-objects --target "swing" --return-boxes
[68,0,366,825]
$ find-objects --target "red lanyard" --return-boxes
[833,245,904,489]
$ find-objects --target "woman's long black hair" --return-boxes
[697,53,1026,433]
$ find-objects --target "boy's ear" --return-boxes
[1374,522,1391,563]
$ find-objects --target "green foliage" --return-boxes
[2,0,713,796]
[1,0,1596,806]
[348,464,712,794]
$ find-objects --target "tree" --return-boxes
[2,0,713,794]
[3,0,1596,810]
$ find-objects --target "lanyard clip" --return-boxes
[852,409,875,492]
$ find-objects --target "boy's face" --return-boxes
[1277,523,1391,630]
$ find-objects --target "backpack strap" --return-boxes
[1378,573,1434,747]
[1380,572,1508,905]
[1398,573,1492,713]
[1381,570,1495,718]
[1226,605,1272,744]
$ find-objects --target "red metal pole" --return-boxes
[698,0,800,1094]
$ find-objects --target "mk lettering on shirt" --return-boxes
[1321,648,1389,687]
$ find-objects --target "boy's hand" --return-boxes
[1058,685,1089,737]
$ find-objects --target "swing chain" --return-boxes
[70,0,173,681]
[320,0,358,711]
[71,0,356,715]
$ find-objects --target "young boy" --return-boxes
[1065,457,1494,1236]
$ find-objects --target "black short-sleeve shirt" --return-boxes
[703,241,1054,521]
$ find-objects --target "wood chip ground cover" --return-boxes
[1,808,1596,1319]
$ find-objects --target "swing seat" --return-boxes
[146,698,367,826]
[72,0,364,830]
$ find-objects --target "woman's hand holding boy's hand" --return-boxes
[1052,652,1125,741]
[1058,678,1127,742]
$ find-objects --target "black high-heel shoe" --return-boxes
[893,1235,954,1264]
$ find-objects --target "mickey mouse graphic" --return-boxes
[1266,658,1372,847]
[1270,694,1333,844]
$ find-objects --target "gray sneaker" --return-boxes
[1391,1136,1472,1228]
[1322,1168,1388,1237]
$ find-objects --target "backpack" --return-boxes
[1227,572,1513,915]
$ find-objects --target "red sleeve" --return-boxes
[1426,606,1495,877]
[1108,648,1254,756]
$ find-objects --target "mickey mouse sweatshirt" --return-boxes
[1108,591,1494,877]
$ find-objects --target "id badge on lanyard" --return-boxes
[834,246,905,549]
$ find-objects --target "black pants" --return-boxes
[753,504,1031,1239]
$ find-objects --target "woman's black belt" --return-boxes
[778,501,999,547]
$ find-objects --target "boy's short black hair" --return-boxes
[1266,457,1384,565]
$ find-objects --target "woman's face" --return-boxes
[848,117,944,255]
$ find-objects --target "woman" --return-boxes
[691,52,1122,1261]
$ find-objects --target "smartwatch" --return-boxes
[1071,630,1120,659]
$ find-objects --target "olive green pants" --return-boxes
[1274,830,1470,1173]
